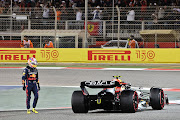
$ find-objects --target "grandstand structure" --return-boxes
[0,3,180,48]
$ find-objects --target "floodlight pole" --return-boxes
[84,0,88,48]
[116,6,120,48]
[112,0,114,41]
[53,7,57,48]
[10,0,12,41]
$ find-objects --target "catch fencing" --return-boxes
[0,6,180,48]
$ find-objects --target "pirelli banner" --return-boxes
[0,48,180,63]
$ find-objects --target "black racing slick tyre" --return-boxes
[120,90,139,113]
[71,91,88,113]
[150,88,164,110]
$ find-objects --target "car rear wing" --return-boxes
[80,81,120,88]
[80,80,131,95]
[80,81,121,96]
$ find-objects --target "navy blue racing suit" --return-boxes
[22,66,40,109]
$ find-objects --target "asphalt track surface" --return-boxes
[1,69,180,88]
[0,105,180,120]
[0,68,180,120]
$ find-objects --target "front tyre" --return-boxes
[120,90,139,113]
[71,91,88,113]
[150,88,164,110]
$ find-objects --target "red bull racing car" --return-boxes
[71,76,169,113]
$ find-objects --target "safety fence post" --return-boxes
[103,21,106,39]
[28,16,31,30]
[65,21,68,30]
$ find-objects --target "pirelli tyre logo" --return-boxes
[0,50,36,61]
[88,50,131,61]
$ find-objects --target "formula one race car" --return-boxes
[71,76,169,113]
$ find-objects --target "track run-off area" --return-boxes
[0,67,180,120]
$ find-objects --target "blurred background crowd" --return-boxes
[1,0,180,21]
[0,0,180,9]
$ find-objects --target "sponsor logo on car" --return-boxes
[85,81,116,86]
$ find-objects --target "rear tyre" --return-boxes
[120,90,139,113]
[150,88,164,110]
[71,91,88,113]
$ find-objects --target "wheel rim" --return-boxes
[133,92,139,111]
[160,90,164,108]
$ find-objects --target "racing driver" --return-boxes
[104,76,125,94]
[22,57,40,114]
